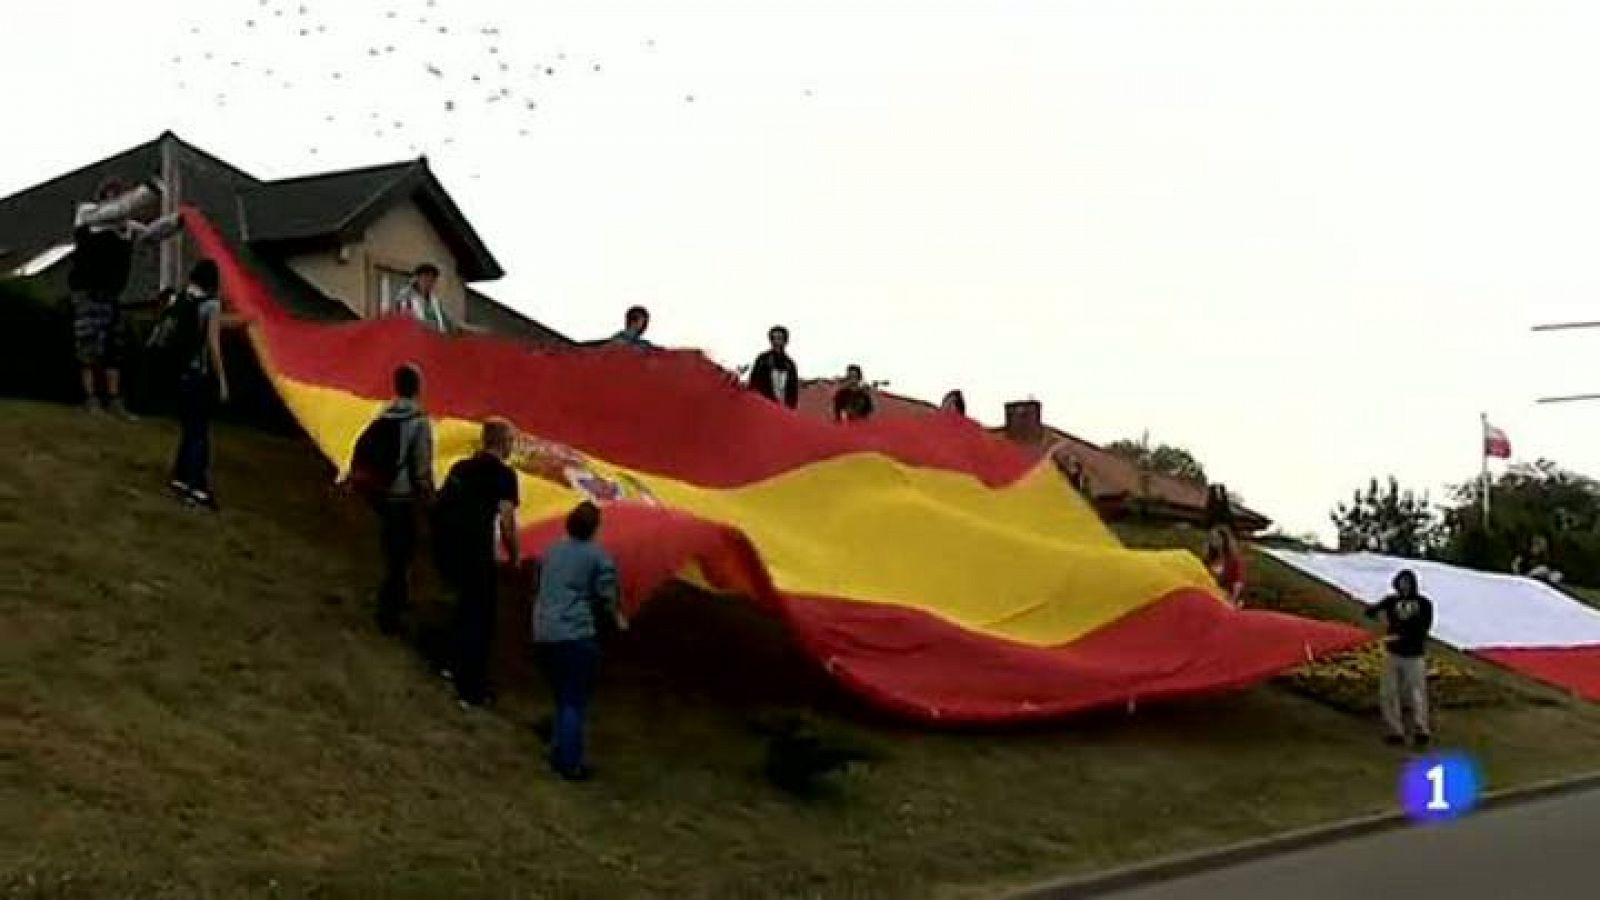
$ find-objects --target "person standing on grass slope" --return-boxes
[533,501,626,782]
[381,263,451,333]
[69,176,184,419]
[748,325,800,408]
[347,365,435,635]
[607,305,655,348]
[434,418,521,709]
[1365,569,1435,748]
[163,259,229,511]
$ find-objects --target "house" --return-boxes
[0,130,572,347]
[798,380,1272,533]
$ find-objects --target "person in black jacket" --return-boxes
[832,365,875,422]
[1365,569,1435,748]
[748,325,800,408]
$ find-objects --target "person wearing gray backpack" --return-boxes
[347,364,435,635]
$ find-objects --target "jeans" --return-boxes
[539,639,599,775]
[451,563,499,705]
[376,499,419,634]
[1381,652,1430,738]
[171,372,215,493]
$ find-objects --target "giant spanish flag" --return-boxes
[189,208,1367,724]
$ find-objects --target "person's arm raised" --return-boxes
[497,501,520,568]
[208,306,229,404]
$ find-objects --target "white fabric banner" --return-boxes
[1263,549,1600,651]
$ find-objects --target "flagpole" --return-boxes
[1480,412,1491,530]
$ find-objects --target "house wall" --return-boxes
[283,200,467,321]
[285,250,365,316]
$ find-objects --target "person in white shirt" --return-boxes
[381,263,450,332]
[70,176,183,418]
[748,325,800,408]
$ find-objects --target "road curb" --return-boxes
[1007,769,1600,899]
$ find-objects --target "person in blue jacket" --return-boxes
[533,501,628,781]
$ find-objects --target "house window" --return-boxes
[371,265,412,317]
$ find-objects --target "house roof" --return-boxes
[795,379,1272,531]
[238,158,505,282]
[464,287,574,348]
[0,132,541,330]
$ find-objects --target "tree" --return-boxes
[1106,433,1209,485]
[1329,476,1440,558]
[1435,460,1600,586]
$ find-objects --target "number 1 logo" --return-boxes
[1425,764,1450,811]
[1402,754,1480,823]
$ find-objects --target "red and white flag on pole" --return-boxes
[1483,419,1512,459]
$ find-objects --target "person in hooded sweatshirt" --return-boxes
[373,364,436,635]
[1365,569,1435,748]
[69,175,184,418]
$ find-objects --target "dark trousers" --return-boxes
[376,499,419,634]
[451,564,499,705]
[171,372,215,493]
[539,639,599,774]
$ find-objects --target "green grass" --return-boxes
[6,398,1600,899]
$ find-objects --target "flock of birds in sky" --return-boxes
[168,0,816,172]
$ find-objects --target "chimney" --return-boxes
[1003,398,1044,447]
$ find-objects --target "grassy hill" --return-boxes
[6,398,1600,899]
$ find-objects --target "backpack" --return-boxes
[146,289,208,371]
[347,415,412,507]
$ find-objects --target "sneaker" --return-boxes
[186,488,219,511]
[106,397,139,422]
[552,764,594,783]
[84,396,104,415]
[1412,734,1432,749]
[1384,734,1406,747]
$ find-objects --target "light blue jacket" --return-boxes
[533,538,619,643]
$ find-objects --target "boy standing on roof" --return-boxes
[381,263,451,332]
[1365,569,1435,748]
[748,325,800,408]
[69,176,184,418]
[608,306,655,348]
[832,365,875,422]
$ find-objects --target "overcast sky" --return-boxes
[2,0,1595,538]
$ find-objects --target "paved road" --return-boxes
[1095,787,1600,900]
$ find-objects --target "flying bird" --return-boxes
[426,65,443,76]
